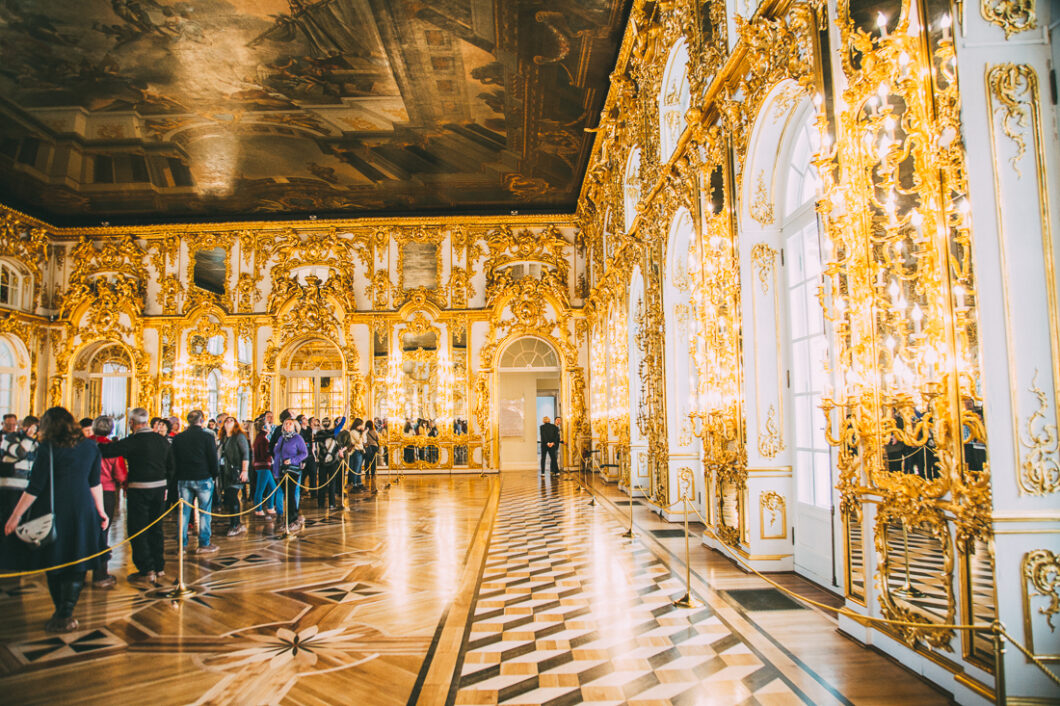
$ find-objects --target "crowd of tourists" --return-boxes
[0,406,380,634]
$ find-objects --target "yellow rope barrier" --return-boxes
[0,501,182,579]
[193,475,286,518]
[294,462,345,492]
[1000,626,1060,688]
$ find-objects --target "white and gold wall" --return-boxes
[577,0,1058,703]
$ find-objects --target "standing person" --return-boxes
[218,417,250,537]
[539,416,559,475]
[347,418,366,491]
[1,415,39,571]
[3,407,108,633]
[79,418,94,438]
[315,424,341,510]
[553,416,565,472]
[171,410,220,554]
[300,417,319,501]
[99,407,175,586]
[89,416,126,589]
[363,419,379,485]
[268,409,293,453]
[167,416,181,438]
[272,418,307,532]
[252,419,277,518]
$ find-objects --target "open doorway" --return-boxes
[497,337,561,471]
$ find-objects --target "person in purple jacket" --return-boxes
[272,418,308,532]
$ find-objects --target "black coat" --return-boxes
[171,425,220,482]
[100,428,175,485]
[540,423,559,446]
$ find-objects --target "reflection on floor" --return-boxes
[0,472,952,705]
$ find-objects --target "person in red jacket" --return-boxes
[90,416,127,589]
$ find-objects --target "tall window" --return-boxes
[0,338,16,413]
[659,39,691,162]
[0,262,21,308]
[207,368,221,419]
[782,111,829,507]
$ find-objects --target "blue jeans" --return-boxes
[350,450,364,487]
[254,469,277,511]
[178,478,214,548]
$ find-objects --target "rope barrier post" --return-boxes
[672,484,698,609]
[164,500,194,599]
[992,621,1006,706]
[585,455,596,507]
[622,473,637,539]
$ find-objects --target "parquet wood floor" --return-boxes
[0,472,954,705]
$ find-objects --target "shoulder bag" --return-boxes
[16,443,57,547]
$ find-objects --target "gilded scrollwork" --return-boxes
[981,0,1038,38]
[986,63,1039,177]
[1022,549,1060,632]
[1018,371,1060,495]
[750,242,777,294]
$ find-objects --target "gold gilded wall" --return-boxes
[0,207,587,471]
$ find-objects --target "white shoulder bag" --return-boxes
[16,443,57,547]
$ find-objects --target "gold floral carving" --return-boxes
[758,405,785,458]
[1018,371,1060,495]
[1022,549,1060,633]
[749,172,775,224]
[750,242,777,294]
[987,64,1038,176]
[759,490,786,539]
[981,0,1038,38]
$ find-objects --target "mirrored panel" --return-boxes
[876,511,955,649]
[961,537,996,669]
[845,507,866,603]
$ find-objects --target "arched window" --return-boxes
[0,338,17,413]
[499,338,560,370]
[659,39,691,162]
[0,262,22,308]
[623,148,642,232]
[207,368,221,419]
[206,334,225,356]
[780,106,828,508]
[281,339,345,418]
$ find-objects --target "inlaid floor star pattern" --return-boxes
[0,473,953,705]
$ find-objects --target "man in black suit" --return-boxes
[539,416,559,475]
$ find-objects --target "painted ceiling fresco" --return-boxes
[0,0,630,224]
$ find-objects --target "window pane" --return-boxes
[795,396,813,448]
[793,340,809,393]
[789,284,806,339]
[797,450,814,503]
[814,452,833,507]
[0,340,13,367]
[0,372,11,413]
[803,226,822,279]
[809,336,830,393]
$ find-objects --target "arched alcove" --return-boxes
[71,341,134,436]
[278,338,346,419]
[0,335,29,415]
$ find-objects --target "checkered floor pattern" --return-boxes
[453,477,804,705]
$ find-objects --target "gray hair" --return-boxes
[187,410,205,426]
[129,407,149,426]
[91,415,114,436]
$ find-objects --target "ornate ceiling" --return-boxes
[0,0,630,225]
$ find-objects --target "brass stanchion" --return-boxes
[271,475,295,540]
[992,621,1006,706]
[165,500,195,599]
[893,522,925,598]
[672,469,698,609]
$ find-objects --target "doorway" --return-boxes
[497,337,561,471]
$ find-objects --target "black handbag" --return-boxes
[16,443,57,548]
